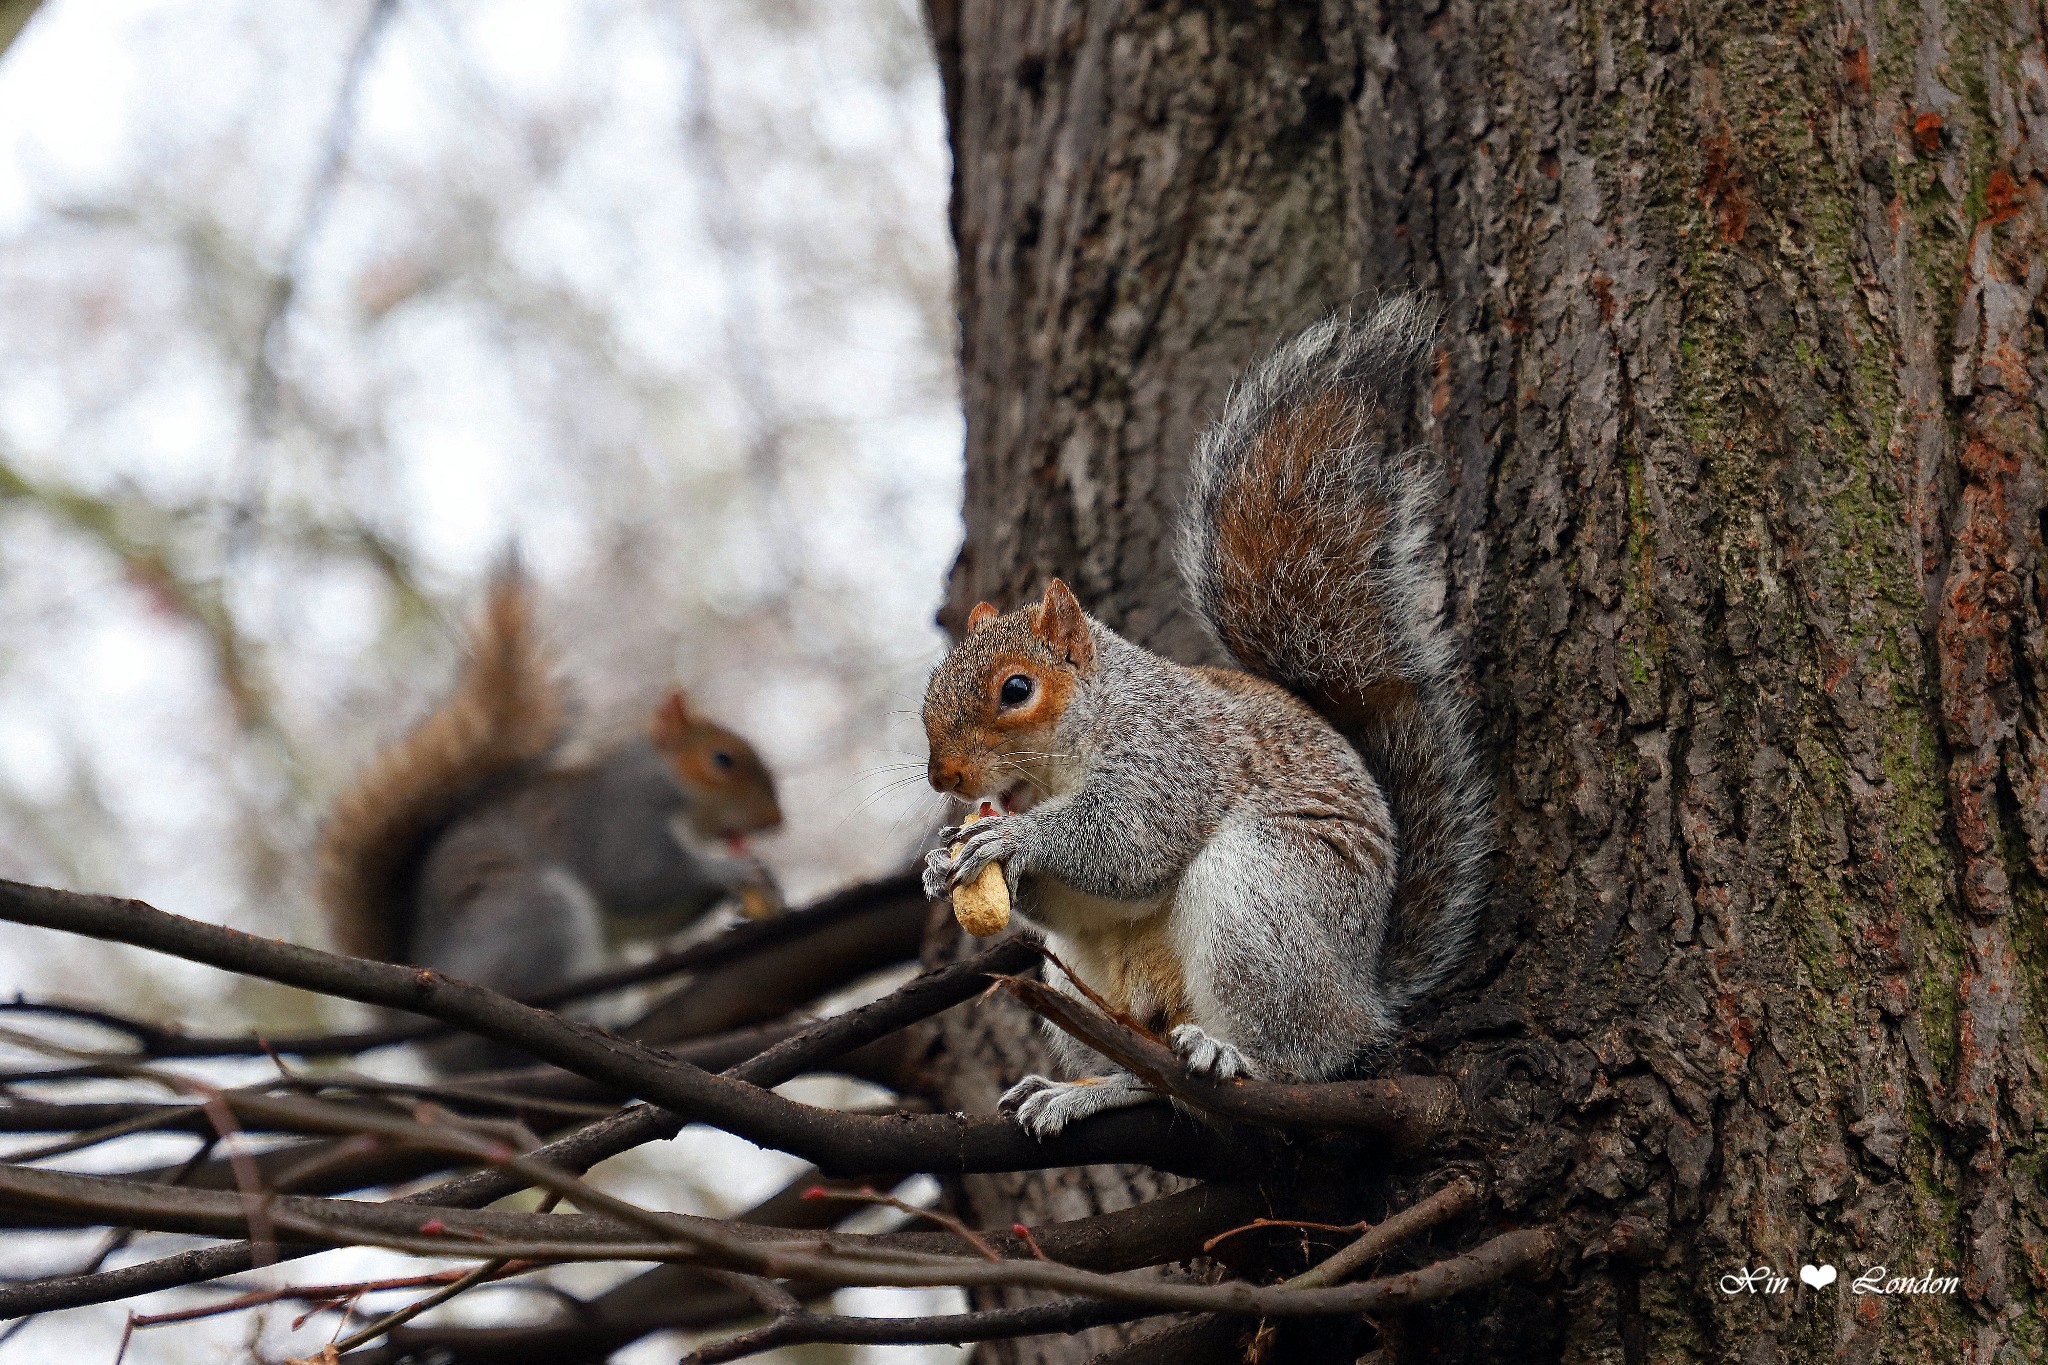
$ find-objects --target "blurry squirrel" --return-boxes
[921,298,1488,1137]
[317,564,784,1039]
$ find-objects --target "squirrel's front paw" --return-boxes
[1170,1024,1248,1081]
[729,864,783,920]
[999,1073,1154,1140]
[924,817,1022,901]
[948,816,1020,885]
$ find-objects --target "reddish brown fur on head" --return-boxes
[650,688,783,836]
[924,579,1096,807]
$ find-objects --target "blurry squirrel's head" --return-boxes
[923,579,1095,813]
[650,689,784,838]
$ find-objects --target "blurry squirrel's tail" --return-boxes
[317,558,569,961]
[1178,298,1489,1010]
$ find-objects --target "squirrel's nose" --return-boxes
[928,757,966,793]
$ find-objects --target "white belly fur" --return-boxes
[1020,818,1269,1050]
[1021,874,1187,1033]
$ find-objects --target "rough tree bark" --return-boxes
[921,1,2047,1361]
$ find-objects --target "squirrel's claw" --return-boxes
[1170,1024,1248,1081]
[997,1074,1058,1117]
[948,818,1018,885]
[923,817,1019,901]
[999,1073,1155,1140]
[921,846,958,902]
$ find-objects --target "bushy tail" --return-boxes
[1178,298,1488,1011]
[317,560,569,961]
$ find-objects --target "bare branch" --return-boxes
[0,933,1104,1316]
[1284,1176,1483,1288]
[325,1255,508,1354]
[0,1159,1555,1317]
[0,871,923,1058]
[802,1185,1002,1261]
[680,1297,1161,1364]
[622,875,928,1045]
[0,876,1541,1363]
[0,1104,673,1316]
[364,1182,1266,1362]
[0,882,1258,1182]
[126,1265,534,1328]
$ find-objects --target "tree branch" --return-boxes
[0,1156,1554,1319]
[0,871,924,1058]
[0,931,1183,1316]
[0,876,1539,1360]
[1004,975,1459,1144]
[0,881,1256,1181]
[680,1297,1162,1364]
[357,1182,1266,1363]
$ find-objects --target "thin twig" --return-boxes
[697,1268,802,1318]
[327,1256,509,1352]
[0,1135,219,1347]
[128,1264,535,1328]
[802,1184,1001,1261]
[1285,1176,1483,1289]
[679,1297,1157,1364]
[1203,1217,1375,1255]
[1012,1221,1051,1261]
[0,1158,1556,1318]
[195,1089,276,1269]
[0,1101,210,1163]
[1034,947,1163,1042]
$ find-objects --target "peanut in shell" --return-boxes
[736,882,780,921]
[951,808,1011,936]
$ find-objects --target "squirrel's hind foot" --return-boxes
[999,1072,1154,1139]
[1169,1024,1248,1080]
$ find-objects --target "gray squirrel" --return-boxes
[920,298,1489,1138]
[317,566,783,1066]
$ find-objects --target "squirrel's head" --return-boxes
[923,578,1096,813]
[650,688,784,838]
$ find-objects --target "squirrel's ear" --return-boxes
[651,688,694,747]
[966,601,999,633]
[1032,579,1095,672]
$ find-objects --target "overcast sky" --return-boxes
[0,0,966,1358]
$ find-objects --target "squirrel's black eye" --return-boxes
[711,750,736,770]
[998,674,1034,707]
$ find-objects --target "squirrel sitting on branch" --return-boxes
[317,564,784,1066]
[921,297,1489,1138]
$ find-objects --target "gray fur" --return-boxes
[999,1072,1155,1137]
[411,740,764,958]
[1170,1023,1246,1080]
[924,299,1488,1140]
[406,739,771,1069]
[927,626,1403,1110]
[408,865,609,1074]
[1177,296,1488,1012]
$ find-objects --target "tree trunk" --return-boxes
[0,0,41,57]
[922,1,2047,1361]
